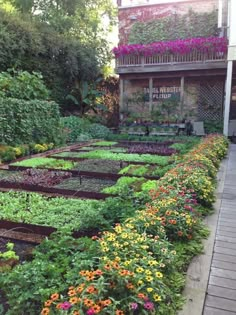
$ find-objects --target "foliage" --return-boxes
[12,157,76,170]
[0,2,116,104]
[0,243,19,261]
[87,123,111,139]
[128,9,219,44]
[61,116,91,143]
[0,233,99,314]
[204,120,223,134]
[113,37,227,58]
[61,116,111,143]
[0,98,63,145]
[0,135,229,315]
[68,150,170,165]
[91,141,118,146]
[0,69,49,100]
[2,168,72,187]
[0,191,105,231]
[0,143,53,163]
[119,164,149,177]
[127,144,177,156]
[65,80,105,116]
[102,176,144,194]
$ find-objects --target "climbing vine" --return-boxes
[128,9,218,44]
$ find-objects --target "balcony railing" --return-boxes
[115,51,227,68]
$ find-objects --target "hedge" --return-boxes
[0,98,63,145]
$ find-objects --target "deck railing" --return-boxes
[115,51,226,68]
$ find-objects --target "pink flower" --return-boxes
[144,301,155,311]
[112,37,228,58]
[87,309,96,315]
[130,302,138,310]
[60,301,72,310]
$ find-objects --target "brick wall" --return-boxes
[118,0,223,45]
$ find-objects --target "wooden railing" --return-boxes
[115,51,226,68]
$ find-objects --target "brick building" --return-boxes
[114,0,236,133]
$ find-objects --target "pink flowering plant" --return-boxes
[112,37,228,57]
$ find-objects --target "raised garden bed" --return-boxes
[0,180,113,200]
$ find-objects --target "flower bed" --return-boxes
[38,135,228,315]
[112,37,228,57]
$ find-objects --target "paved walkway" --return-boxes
[203,144,236,315]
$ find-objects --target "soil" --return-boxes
[74,159,129,174]
[55,177,116,192]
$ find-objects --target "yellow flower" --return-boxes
[136,267,144,273]
[153,294,162,301]
[147,287,153,293]
[146,276,153,282]
[155,272,163,278]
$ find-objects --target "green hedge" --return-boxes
[0,98,63,145]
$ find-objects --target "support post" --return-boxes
[119,78,124,112]
[223,61,233,136]
[180,76,185,118]
[149,77,153,112]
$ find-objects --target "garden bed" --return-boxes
[0,180,113,200]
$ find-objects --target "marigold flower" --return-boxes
[115,310,124,315]
[50,293,59,301]
[102,299,112,307]
[73,311,81,315]
[70,297,80,304]
[41,308,50,315]
[44,300,52,307]
[93,305,101,313]
[84,299,94,307]
[68,289,76,296]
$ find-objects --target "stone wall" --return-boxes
[118,0,227,45]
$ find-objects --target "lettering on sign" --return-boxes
[144,86,181,101]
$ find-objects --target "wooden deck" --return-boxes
[203,144,236,315]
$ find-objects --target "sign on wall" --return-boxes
[144,86,181,101]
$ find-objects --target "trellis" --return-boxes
[198,81,224,121]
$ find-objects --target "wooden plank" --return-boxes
[211,267,236,280]
[204,306,236,315]
[216,235,236,244]
[218,221,236,228]
[212,259,236,272]
[217,230,236,238]
[219,218,236,224]
[205,295,236,313]
[218,226,236,233]
[215,240,236,250]
[116,62,227,74]
[214,247,236,256]
[213,253,236,264]
[209,275,236,290]
[207,284,236,300]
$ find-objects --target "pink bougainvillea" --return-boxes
[112,37,228,57]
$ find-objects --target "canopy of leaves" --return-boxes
[0,0,116,104]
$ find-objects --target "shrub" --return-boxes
[0,70,49,100]
[0,98,63,145]
[87,123,111,139]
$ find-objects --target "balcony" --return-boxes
[115,51,227,74]
[113,37,228,74]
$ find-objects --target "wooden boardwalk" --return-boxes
[203,144,236,315]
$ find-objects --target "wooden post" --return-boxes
[223,61,233,136]
[180,76,185,118]
[119,78,124,112]
[149,77,153,112]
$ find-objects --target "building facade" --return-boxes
[114,0,236,132]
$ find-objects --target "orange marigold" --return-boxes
[41,308,50,315]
